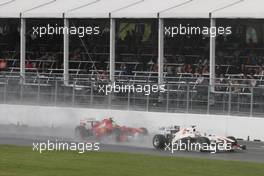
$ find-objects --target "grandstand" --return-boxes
[1,0,264,117]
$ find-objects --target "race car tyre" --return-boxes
[241,145,247,150]
[197,137,211,152]
[153,134,167,150]
[139,127,148,135]
[74,126,86,140]
[178,137,191,150]
[226,136,238,152]
[113,128,122,142]
[227,136,238,145]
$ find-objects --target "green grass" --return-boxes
[0,145,264,176]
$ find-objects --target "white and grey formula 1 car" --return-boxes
[153,125,246,153]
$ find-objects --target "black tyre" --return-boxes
[113,128,122,142]
[197,137,211,152]
[227,136,238,145]
[226,136,238,152]
[153,134,167,150]
[139,127,148,135]
[74,126,86,140]
[178,137,191,151]
[178,137,198,151]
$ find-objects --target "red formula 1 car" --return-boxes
[74,118,148,142]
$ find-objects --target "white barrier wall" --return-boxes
[0,104,263,141]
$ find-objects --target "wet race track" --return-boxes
[0,124,264,163]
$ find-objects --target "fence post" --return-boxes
[237,91,240,112]
[37,76,40,105]
[250,87,254,117]
[228,85,232,115]
[20,76,24,103]
[207,84,210,114]
[166,84,169,112]
[108,92,112,109]
[54,79,58,106]
[90,82,93,107]
[186,83,190,113]
[72,80,76,106]
[127,86,131,110]
[3,77,7,103]
[146,94,150,112]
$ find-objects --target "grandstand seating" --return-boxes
[1,19,264,98]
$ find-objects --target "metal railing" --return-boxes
[0,75,264,118]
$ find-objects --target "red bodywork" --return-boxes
[77,118,148,142]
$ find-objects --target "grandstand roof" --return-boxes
[0,0,263,19]
[65,0,142,18]
[110,0,188,18]
[212,0,264,19]
[159,0,239,18]
[0,0,50,18]
[22,0,97,18]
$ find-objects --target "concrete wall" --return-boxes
[0,104,263,140]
